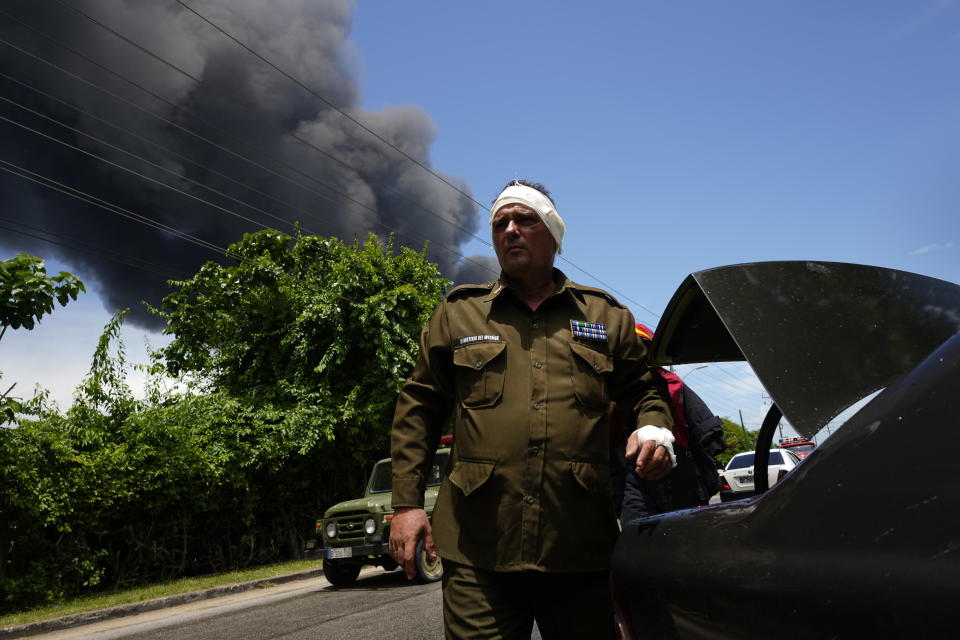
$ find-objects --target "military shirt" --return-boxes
[391,269,672,573]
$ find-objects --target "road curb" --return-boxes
[0,569,325,639]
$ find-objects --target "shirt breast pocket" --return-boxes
[453,341,507,408]
[569,341,613,410]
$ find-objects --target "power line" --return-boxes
[0,93,311,235]
[670,359,761,397]
[0,216,188,280]
[704,363,765,396]
[1,107,493,294]
[0,77,493,279]
[709,360,762,389]
[45,0,675,310]
[0,112,285,235]
[8,1,731,329]
[0,158,458,314]
[669,362,765,423]
[0,24,373,217]
[1,128,752,419]
[170,0,681,323]
[0,22,500,279]
[8,2,670,304]
[173,0,489,216]
[0,70,332,229]
[0,158,231,257]
[0,159,339,308]
[4,2,773,413]
[53,0,491,248]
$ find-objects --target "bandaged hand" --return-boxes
[625,425,676,480]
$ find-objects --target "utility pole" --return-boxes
[738,410,753,446]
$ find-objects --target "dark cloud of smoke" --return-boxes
[0,0,498,329]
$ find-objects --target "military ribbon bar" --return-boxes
[570,319,607,341]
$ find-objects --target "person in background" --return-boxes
[389,180,675,639]
[615,323,726,525]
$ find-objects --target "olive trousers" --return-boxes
[441,560,616,640]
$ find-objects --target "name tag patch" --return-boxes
[455,334,502,347]
[570,320,607,341]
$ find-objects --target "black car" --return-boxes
[611,261,960,639]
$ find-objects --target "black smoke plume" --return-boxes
[0,0,498,328]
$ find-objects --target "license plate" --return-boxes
[326,547,352,559]
[738,477,754,486]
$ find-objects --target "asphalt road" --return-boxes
[32,568,544,640]
[32,568,439,640]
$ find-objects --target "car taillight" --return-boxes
[720,475,731,491]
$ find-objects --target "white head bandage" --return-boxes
[490,184,566,254]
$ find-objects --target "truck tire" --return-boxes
[323,559,361,587]
[414,539,443,583]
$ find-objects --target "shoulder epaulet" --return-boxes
[445,281,495,301]
[572,282,626,308]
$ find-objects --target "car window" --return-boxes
[727,451,787,470]
[727,454,755,470]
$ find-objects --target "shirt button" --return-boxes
[530,446,540,455]
[532,321,540,329]
[525,495,535,505]
[534,361,542,369]
[475,361,483,369]
[533,402,541,410]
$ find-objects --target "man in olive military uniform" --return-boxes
[390,180,676,639]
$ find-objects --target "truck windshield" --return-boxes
[368,461,392,493]
[367,451,451,493]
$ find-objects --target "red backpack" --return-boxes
[657,367,689,449]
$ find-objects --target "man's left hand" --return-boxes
[625,429,674,480]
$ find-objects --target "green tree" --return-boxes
[0,311,133,609]
[0,253,85,422]
[716,417,759,467]
[0,253,85,330]
[152,230,448,457]
[150,230,448,559]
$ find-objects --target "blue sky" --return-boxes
[2,0,958,440]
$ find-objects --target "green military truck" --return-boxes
[308,435,452,586]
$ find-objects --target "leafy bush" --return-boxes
[0,232,447,612]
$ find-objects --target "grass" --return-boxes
[0,559,322,629]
